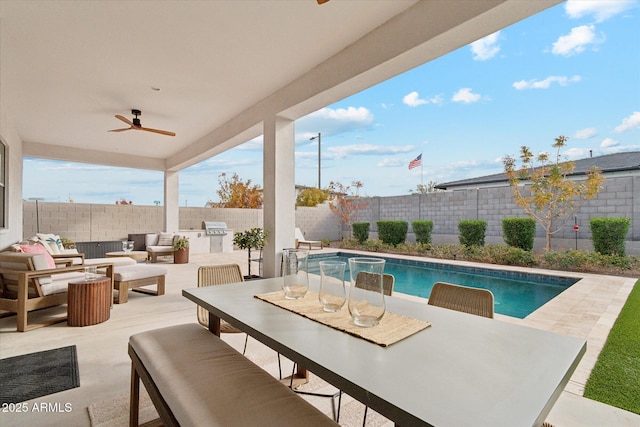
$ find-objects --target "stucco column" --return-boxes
[164,170,179,232]
[262,115,295,278]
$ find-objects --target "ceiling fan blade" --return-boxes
[108,127,132,132]
[139,126,176,137]
[317,0,330,4]
[115,114,134,126]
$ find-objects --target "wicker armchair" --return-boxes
[427,281,494,319]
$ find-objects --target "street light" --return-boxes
[309,132,321,189]
[28,197,44,233]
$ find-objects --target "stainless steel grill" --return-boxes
[202,221,228,236]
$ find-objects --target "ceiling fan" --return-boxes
[108,109,176,137]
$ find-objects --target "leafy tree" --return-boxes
[233,227,268,277]
[327,180,368,239]
[296,187,330,207]
[216,172,263,208]
[503,136,604,250]
[410,181,440,194]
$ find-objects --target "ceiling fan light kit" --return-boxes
[108,109,176,137]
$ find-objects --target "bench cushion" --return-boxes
[114,265,167,282]
[130,324,337,427]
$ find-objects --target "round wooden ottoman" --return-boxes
[67,276,111,326]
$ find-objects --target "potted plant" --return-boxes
[173,236,190,264]
[233,228,268,279]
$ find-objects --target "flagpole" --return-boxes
[420,152,423,188]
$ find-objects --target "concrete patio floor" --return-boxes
[0,249,638,426]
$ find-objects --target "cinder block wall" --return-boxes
[363,175,638,254]
[20,175,638,255]
[21,202,339,244]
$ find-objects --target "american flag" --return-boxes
[408,154,422,170]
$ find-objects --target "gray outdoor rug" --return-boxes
[0,345,80,404]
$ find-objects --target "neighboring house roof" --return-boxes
[435,151,640,190]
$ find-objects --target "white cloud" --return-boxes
[565,0,635,23]
[403,91,428,107]
[377,158,405,168]
[325,144,414,160]
[600,138,620,148]
[470,31,501,61]
[563,147,590,158]
[451,88,482,103]
[297,106,374,139]
[402,92,443,107]
[614,112,640,132]
[552,25,603,56]
[512,75,581,90]
[574,127,597,139]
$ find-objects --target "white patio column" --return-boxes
[262,115,295,278]
[164,170,179,233]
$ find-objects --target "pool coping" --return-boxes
[313,248,637,398]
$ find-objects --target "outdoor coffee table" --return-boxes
[67,276,111,326]
[184,277,586,427]
[105,251,148,262]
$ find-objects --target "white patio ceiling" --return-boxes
[1,0,561,173]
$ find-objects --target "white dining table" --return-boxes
[183,277,585,427]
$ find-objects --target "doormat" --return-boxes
[0,345,80,404]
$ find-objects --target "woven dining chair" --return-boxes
[427,281,494,319]
[355,271,395,296]
[197,264,250,353]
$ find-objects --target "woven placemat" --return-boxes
[255,291,430,347]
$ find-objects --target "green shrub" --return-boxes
[590,217,630,256]
[484,244,537,267]
[412,220,434,244]
[542,249,590,270]
[458,220,486,247]
[352,222,370,244]
[502,217,535,251]
[377,220,408,246]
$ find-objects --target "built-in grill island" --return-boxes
[202,221,234,253]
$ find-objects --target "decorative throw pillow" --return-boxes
[157,232,174,246]
[18,244,56,269]
[36,233,64,254]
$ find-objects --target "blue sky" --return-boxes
[24,1,640,207]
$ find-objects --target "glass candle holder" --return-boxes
[318,260,347,312]
[281,248,309,299]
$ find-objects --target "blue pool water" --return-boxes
[308,252,578,319]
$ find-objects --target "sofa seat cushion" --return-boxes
[114,265,167,282]
[40,271,85,296]
[146,245,175,254]
[85,257,137,267]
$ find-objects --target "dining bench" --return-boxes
[128,323,338,427]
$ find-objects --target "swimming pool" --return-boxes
[308,252,578,319]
